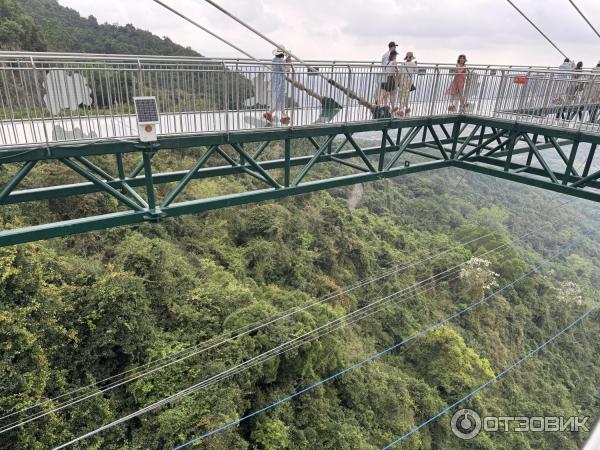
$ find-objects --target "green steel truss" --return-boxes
[0,115,598,247]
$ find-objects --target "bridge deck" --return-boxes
[0,53,599,246]
[1,53,599,149]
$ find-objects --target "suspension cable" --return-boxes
[505,0,569,59]
[151,0,258,62]
[5,174,584,425]
[52,232,585,449]
[567,0,600,40]
[0,200,572,434]
[382,302,600,448]
[6,237,513,436]
[7,207,566,435]
[169,234,588,449]
[194,0,378,110]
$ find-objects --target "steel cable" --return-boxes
[49,226,573,448]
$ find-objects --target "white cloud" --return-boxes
[57,0,600,66]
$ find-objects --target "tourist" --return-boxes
[553,58,574,105]
[264,49,290,125]
[558,58,573,72]
[396,51,417,116]
[382,41,398,69]
[592,61,600,102]
[375,41,398,105]
[566,61,584,101]
[377,49,399,111]
[446,54,468,112]
[585,61,600,122]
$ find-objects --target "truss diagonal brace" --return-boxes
[214,146,272,186]
[162,146,216,208]
[292,135,336,186]
[571,168,600,188]
[0,160,36,204]
[345,133,376,172]
[522,134,559,183]
[385,127,422,170]
[230,143,282,189]
[455,125,481,159]
[61,158,145,211]
[427,125,450,160]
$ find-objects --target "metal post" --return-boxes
[428,66,440,116]
[284,138,291,187]
[379,129,387,171]
[582,143,597,177]
[223,62,229,133]
[344,65,352,124]
[28,56,50,149]
[143,150,158,214]
[504,130,519,171]
[116,153,126,180]
[563,140,580,185]
[450,121,461,159]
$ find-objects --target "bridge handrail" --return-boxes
[0,52,598,149]
[1,51,598,73]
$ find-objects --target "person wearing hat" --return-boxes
[263,48,290,125]
[382,41,398,67]
[375,42,398,106]
[395,51,418,116]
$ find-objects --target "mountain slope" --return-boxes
[17,0,200,56]
[0,0,46,51]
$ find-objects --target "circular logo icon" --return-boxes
[451,409,482,440]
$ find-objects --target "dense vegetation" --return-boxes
[0,0,46,51]
[15,0,200,56]
[0,139,599,449]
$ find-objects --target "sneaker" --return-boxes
[404,107,411,115]
[448,105,456,112]
[280,116,290,125]
[263,111,273,123]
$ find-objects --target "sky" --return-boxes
[57,0,600,67]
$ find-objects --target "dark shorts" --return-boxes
[381,76,396,92]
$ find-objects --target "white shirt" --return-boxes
[382,51,390,67]
[385,58,397,74]
[401,60,418,76]
[557,62,572,79]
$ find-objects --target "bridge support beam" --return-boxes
[0,116,598,247]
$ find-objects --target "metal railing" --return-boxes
[1,52,599,148]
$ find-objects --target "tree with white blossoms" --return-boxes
[556,280,584,306]
[459,257,500,300]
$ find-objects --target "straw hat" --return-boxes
[273,48,286,56]
[405,51,415,61]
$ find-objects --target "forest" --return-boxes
[0,1,599,449]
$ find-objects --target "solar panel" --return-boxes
[134,97,159,124]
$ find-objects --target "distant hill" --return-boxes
[0,0,46,51]
[17,0,201,56]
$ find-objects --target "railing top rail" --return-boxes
[1,51,599,73]
[0,50,598,150]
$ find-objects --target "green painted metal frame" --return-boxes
[0,115,598,247]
